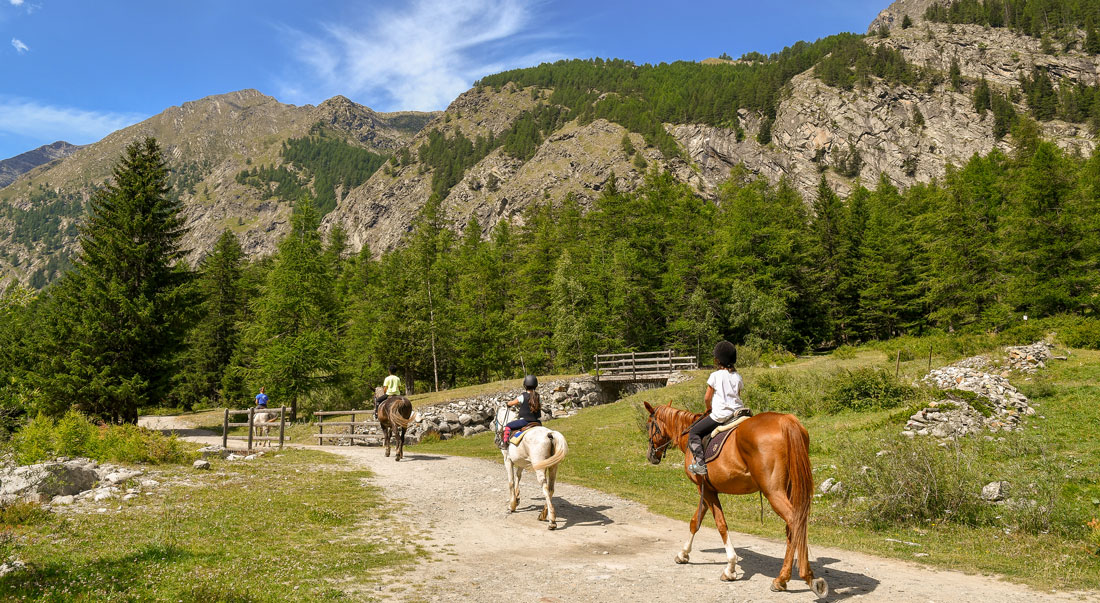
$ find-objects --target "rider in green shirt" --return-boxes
[375,366,403,418]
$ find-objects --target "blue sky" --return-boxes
[0,0,885,160]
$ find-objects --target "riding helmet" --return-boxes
[713,340,737,368]
[523,374,538,390]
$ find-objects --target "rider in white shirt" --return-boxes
[687,341,751,475]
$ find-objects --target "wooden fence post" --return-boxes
[895,350,902,378]
[279,407,286,450]
[222,408,229,449]
[928,345,933,372]
[632,351,636,381]
[247,407,254,451]
[594,354,599,381]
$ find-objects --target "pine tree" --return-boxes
[35,138,190,423]
[809,175,845,343]
[250,200,340,420]
[173,230,245,409]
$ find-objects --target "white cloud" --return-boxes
[11,38,28,53]
[277,0,566,111]
[0,96,146,144]
[9,0,25,6]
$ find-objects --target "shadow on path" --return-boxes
[698,547,881,600]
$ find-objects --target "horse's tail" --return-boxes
[389,398,415,427]
[783,414,813,569]
[532,430,568,470]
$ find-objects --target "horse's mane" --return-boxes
[654,404,704,433]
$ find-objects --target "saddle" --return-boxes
[702,414,752,464]
[507,422,541,446]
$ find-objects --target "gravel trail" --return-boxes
[140,414,1097,602]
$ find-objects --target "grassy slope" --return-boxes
[416,347,1100,591]
[0,449,420,602]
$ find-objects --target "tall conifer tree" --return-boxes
[37,138,189,423]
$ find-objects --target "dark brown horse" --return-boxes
[643,401,828,598]
[375,387,414,461]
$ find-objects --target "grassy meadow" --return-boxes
[0,449,420,602]
[416,338,1100,591]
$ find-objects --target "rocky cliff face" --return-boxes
[0,90,438,283]
[0,141,83,189]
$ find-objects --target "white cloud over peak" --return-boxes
[0,96,146,144]
[11,38,28,53]
[277,0,566,111]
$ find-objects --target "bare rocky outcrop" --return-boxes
[0,141,83,189]
[867,0,944,33]
[0,458,100,504]
[0,89,438,284]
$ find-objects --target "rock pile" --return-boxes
[0,457,153,507]
[903,344,1047,439]
[1003,342,1054,373]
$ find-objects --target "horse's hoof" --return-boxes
[548,523,557,530]
[811,578,829,599]
[674,553,689,564]
[721,566,744,581]
[770,580,787,593]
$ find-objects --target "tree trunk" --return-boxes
[427,278,439,393]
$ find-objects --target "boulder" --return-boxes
[50,495,75,505]
[0,459,100,502]
[140,479,160,488]
[442,412,461,424]
[458,413,474,426]
[225,454,243,461]
[981,481,1010,502]
[193,460,212,470]
[101,468,143,485]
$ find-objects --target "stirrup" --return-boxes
[688,462,708,475]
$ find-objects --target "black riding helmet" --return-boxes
[523,374,538,390]
[713,340,737,368]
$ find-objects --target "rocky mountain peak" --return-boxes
[868,0,944,33]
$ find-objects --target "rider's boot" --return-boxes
[687,440,707,475]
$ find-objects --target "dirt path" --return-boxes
[140,415,1097,602]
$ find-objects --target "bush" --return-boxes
[6,412,197,465]
[11,413,55,465]
[55,410,95,457]
[832,345,857,359]
[827,368,916,412]
[837,434,991,526]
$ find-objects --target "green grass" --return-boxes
[0,449,420,601]
[417,342,1100,591]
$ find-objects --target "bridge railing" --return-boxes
[593,350,697,382]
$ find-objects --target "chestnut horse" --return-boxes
[643,401,828,598]
[375,387,413,460]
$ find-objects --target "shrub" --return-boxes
[827,368,916,412]
[55,410,95,457]
[832,345,857,359]
[11,413,55,465]
[837,434,991,526]
[6,412,197,465]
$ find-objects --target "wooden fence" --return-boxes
[593,350,697,382]
[313,410,382,446]
[222,407,287,450]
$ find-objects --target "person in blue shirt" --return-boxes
[255,386,269,408]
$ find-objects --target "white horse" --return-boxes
[493,406,568,529]
[251,410,281,447]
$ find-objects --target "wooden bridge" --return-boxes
[593,350,697,382]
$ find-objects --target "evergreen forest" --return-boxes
[2,125,1099,428]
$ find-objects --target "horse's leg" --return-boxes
[535,463,557,530]
[763,489,800,592]
[395,426,405,461]
[504,454,520,512]
[382,422,391,457]
[676,483,710,564]
[706,490,744,581]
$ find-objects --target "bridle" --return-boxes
[647,413,675,461]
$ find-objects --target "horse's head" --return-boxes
[493,405,512,432]
[643,401,674,465]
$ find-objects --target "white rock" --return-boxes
[193,460,211,470]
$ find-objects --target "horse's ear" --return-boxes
[643,401,655,415]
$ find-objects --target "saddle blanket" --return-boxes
[702,415,752,464]
[508,422,541,446]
